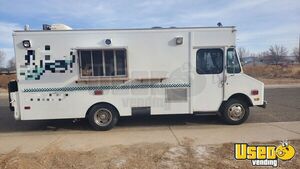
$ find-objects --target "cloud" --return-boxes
[0,0,299,55]
[0,22,22,46]
[237,22,300,53]
[175,0,271,22]
[238,23,300,43]
[0,22,21,64]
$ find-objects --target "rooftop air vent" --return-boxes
[24,24,30,31]
[217,22,223,27]
[152,26,162,29]
[42,24,72,30]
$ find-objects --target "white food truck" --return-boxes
[9,24,266,130]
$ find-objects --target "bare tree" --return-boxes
[7,57,16,71]
[293,47,300,63]
[0,50,5,68]
[237,47,250,59]
[257,51,269,58]
[268,45,288,65]
[255,51,269,63]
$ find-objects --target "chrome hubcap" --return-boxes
[228,104,245,121]
[94,108,112,126]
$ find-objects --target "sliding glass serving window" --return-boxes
[79,49,127,77]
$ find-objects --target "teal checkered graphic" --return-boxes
[23,83,191,93]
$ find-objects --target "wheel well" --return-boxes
[227,93,253,107]
[219,93,253,112]
[85,102,120,118]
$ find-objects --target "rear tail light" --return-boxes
[94,90,103,95]
[251,90,259,95]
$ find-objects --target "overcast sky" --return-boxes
[0,0,299,64]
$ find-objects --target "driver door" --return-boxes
[191,48,225,112]
[224,48,243,99]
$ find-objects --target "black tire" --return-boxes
[220,99,249,125]
[87,104,119,131]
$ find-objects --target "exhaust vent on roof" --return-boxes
[43,24,72,30]
[152,26,162,29]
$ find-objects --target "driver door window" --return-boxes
[196,49,223,74]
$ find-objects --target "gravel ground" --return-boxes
[1,139,299,169]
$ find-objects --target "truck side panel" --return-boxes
[13,29,199,120]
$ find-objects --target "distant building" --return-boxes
[242,56,298,66]
[260,56,297,65]
[240,56,265,66]
[0,68,16,75]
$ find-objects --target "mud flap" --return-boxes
[8,80,18,111]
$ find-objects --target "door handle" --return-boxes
[221,75,227,85]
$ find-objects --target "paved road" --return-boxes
[0,87,299,133]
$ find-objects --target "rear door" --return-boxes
[191,48,225,112]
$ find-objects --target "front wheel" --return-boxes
[87,104,119,131]
[220,99,249,125]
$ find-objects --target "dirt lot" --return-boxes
[256,78,300,84]
[243,64,300,84]
[0,139,299,169]
[0,74,16,89]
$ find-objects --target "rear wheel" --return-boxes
[87,104,119,131]
[220,99,249,125]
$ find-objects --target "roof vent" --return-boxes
[24,24,30,31]
[42,24,72,30]
[152,26,162,29]
[43,24,51,30]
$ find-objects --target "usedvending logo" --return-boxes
[234,140,295,167]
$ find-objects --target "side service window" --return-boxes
[196,49,223,74]
[79,49,127,77]
[227,48,241,74]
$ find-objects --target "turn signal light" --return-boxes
[251,90,259,95]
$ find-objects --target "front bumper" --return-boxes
[257,101,267,108]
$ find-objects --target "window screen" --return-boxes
[92,51,103,76]
[79,49,127,77]
[116,50,126,75]
[80,51,92,76]
[196,49,223,74]
[104,50,115,76]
